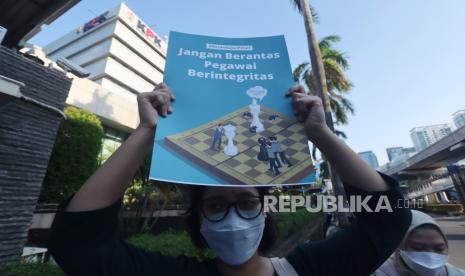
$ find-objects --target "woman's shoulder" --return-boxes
[371,256,399,276]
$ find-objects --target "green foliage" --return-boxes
[272,209,322,243]
[422,204,464,214]
[39,107,104,203]
[289,0,319,22]
[127,232,215,261]
[0,262,65,276]
[294,35,353,178]
[294,35,354,126]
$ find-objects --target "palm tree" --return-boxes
[290,0,350,226]
[289,0,332,126]
[294,35,354,127]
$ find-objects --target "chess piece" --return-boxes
[246,86,267,133]
[257,137,268,161]
[223,124,238,156]
[249,99,265,133]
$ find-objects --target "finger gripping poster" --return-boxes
[149,31,316,186]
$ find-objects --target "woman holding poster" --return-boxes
[48,83,411,276]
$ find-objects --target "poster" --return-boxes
[149,31,316,186]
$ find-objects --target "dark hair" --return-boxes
[185,186,277,254]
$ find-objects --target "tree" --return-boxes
[290,0,350,226]
[39,107,104,203]
[295,35,354,166]
[124,148,179,233]
[294,35,354,126]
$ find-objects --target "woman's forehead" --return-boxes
[202,186,259,199]
[408,226,445,243]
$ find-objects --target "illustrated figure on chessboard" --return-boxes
[257,137,268,161]
[266,141,280,176]
[269,136,293,167]
[210,124,224,151]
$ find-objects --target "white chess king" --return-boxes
[249,99,264,133]
[246,86,268,133]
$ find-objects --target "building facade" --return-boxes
[453,110,465,129]
[43,3,167,158]
[410,124,452,151]
[386,146,416,163]
[357,151,379,169]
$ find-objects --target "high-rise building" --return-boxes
[452,110,465,129]
[40,3,167,160]
[45,3,167,98]
[386,146,416,163]
[358,151,379,169]
[410,124,452,151]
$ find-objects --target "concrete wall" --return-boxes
[66,77,139,131]
[0,47,71,264]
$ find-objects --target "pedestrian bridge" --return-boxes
[381,125,465,203]
[405,174,455,199]
[383,125,465,178]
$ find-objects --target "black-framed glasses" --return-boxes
[200,196,263,222]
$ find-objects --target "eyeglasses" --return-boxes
[200,196,263,222]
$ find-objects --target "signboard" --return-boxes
[76,12,109,34]
[149,32,316,186]
[122,6,166,52]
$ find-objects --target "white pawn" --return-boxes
[223,124,238,156]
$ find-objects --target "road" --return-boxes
[435,215,465,269]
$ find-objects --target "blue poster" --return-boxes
[149,31,316,186]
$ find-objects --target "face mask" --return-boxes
[400,250,448,276]
[200,208,265,266]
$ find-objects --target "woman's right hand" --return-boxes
[137,83,175,130]
[286,85,328,141]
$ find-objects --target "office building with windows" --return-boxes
[386,146,416,163]
[357,151,379,169]
[453,110,465,129]
[43,3,167,158]
[410,124,452,151]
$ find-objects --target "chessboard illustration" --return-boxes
[163,86,315,185]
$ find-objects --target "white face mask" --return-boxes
[200,208,265,266]
[400,250,448,276]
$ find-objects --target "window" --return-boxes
[99,126,129,164]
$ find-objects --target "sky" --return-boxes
[30,0,465,165]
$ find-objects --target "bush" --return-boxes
[0,262,64,276]
[127,232,215,261]
[272,208,322,243]
[39,107,104,203]
[422,204,464,214]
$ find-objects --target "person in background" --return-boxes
[373,210,465,276]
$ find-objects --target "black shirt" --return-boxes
[48,174,411,276]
